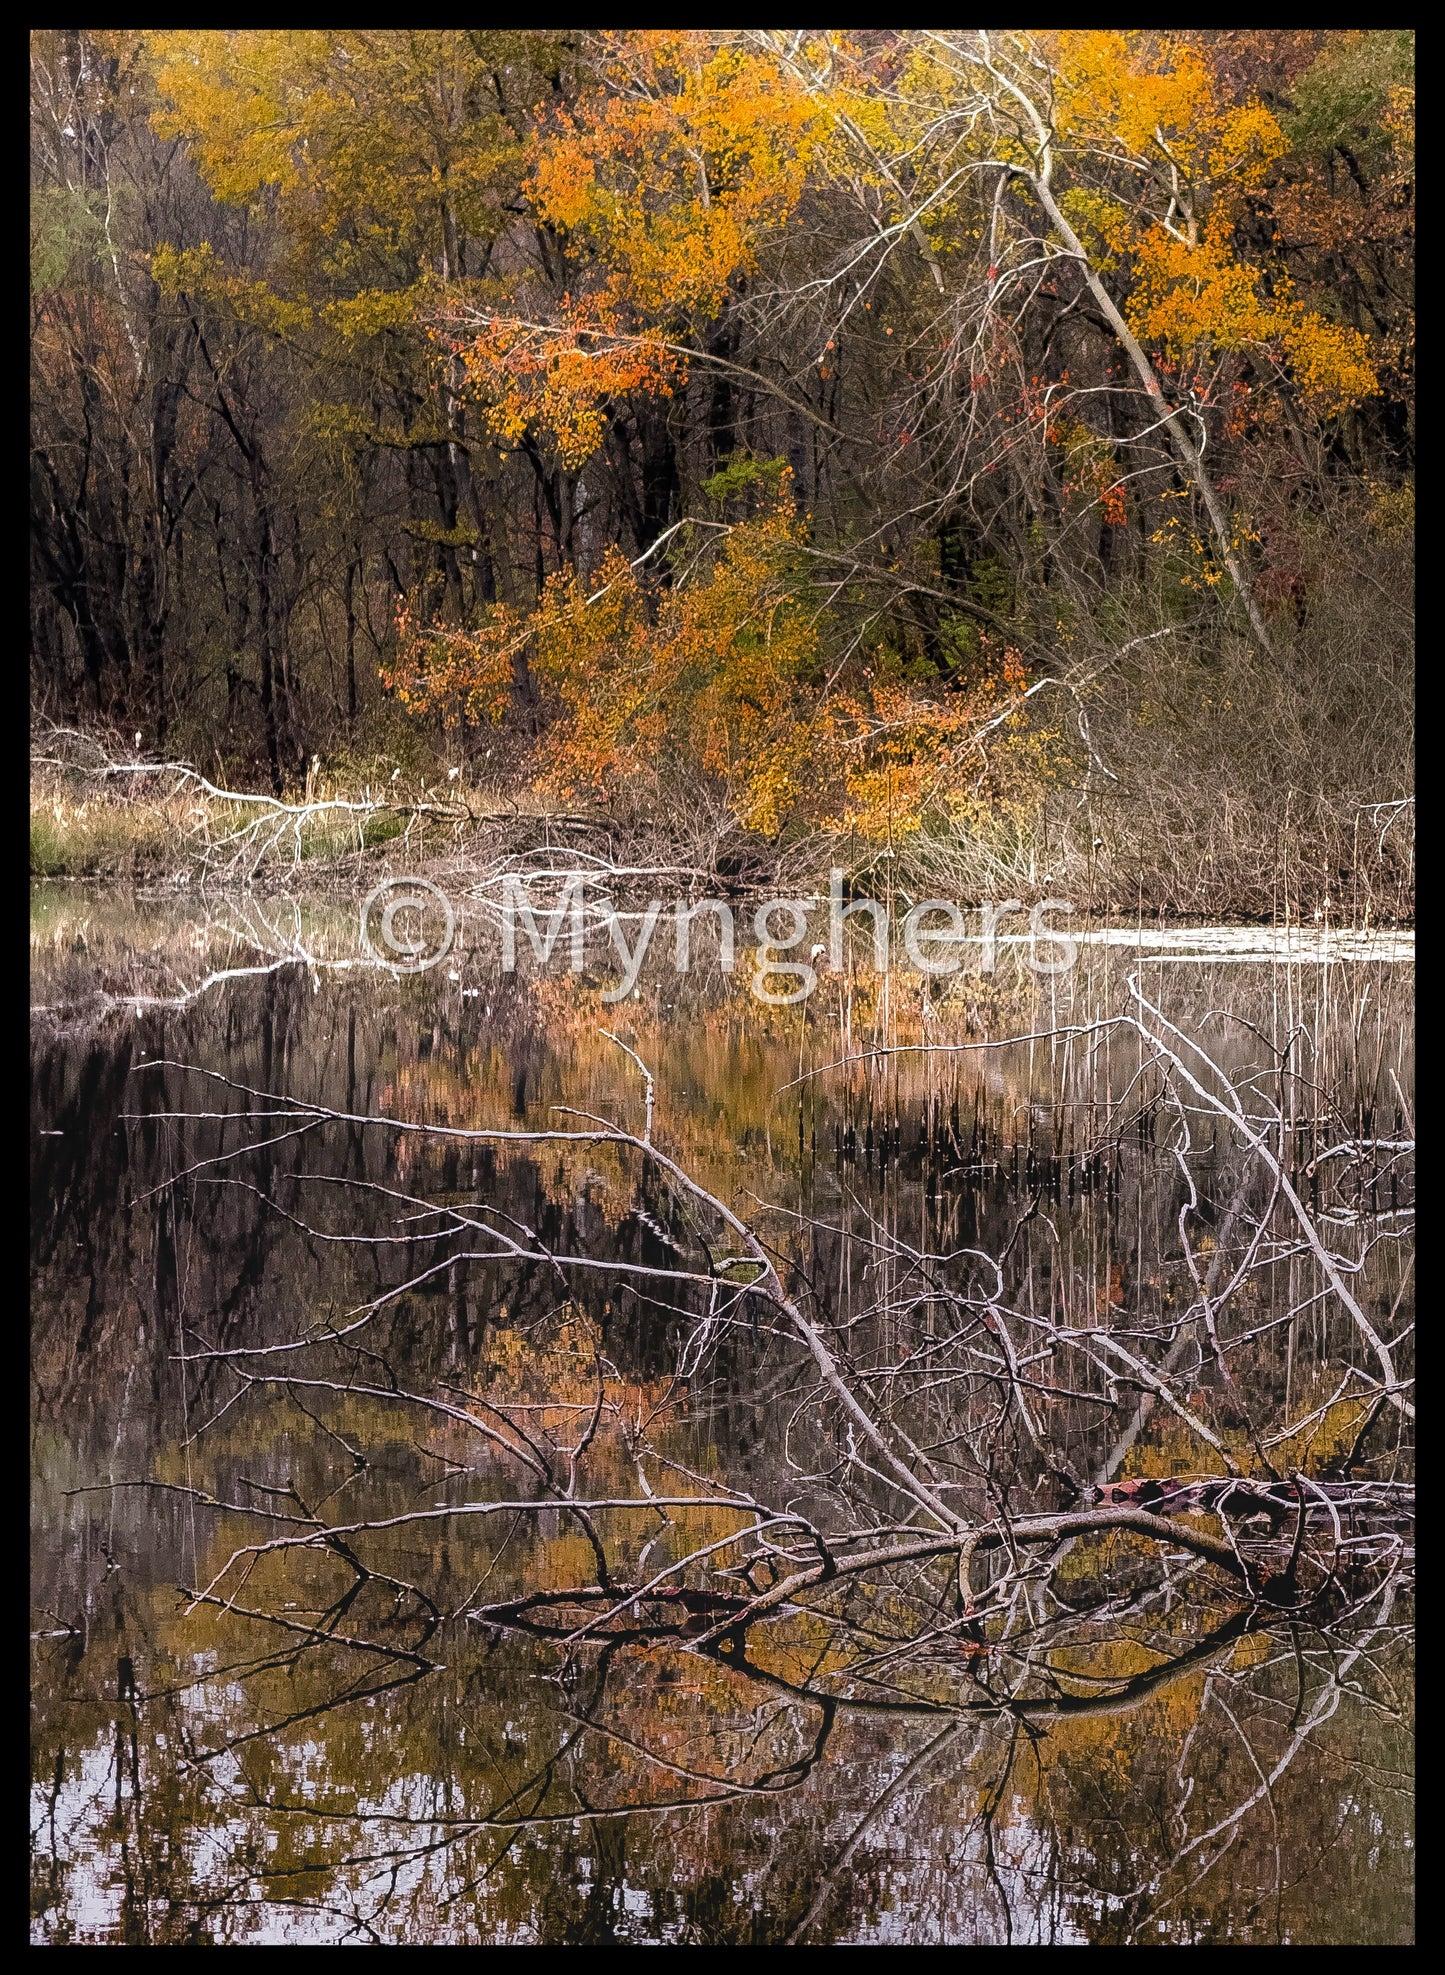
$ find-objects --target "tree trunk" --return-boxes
[1027,171,1275,656]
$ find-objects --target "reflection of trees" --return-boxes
[31,962,1412,1943]
[30,1555,1411,1943]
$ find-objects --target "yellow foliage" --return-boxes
[388,482,1035,839]
[458,33,820,467]
[1129,224,1377,413]
[1050,31,1285,186]
[1045,32,1377,411]
[528,33,820,321]
[151,242,313,337]
[148,30,535,330]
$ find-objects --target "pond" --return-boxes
[31,884,1414,1945]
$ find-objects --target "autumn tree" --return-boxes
[31,28,1411,849]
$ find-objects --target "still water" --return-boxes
[31,887,1413,1944]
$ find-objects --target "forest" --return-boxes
[30,28,1414,916]
[31,31,1415,1944]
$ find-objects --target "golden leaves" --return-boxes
[149,31,331,206]
[150,242,313,336]
[1040,34,1380,411]
[1128,228,1378,412]
[528,34,820,321]
[457,35,820,471]
[459,304,681,468]
[519,490,825,833]
[393,462,1046,843]
[148,31,532,321]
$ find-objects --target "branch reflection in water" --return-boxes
[31,921,1413,1944]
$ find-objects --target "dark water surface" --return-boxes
[31,889,1413,1944]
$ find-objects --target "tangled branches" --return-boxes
[110,981,1410,1699]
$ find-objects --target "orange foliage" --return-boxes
[390,485,827,832]
[455,302,680,470]
[1048,31,1380,412]
[375,30,1398,835]
[456,34,818,469]
[528,32,819,320]
[1128,225,1377,414]
[387,478,1033,839]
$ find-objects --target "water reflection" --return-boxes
[32,894,1413,1943]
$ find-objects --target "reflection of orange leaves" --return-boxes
[1096,1263,1126,1315]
